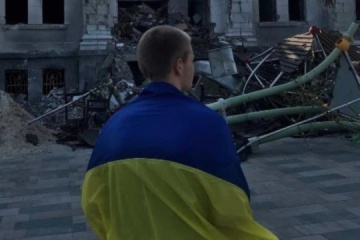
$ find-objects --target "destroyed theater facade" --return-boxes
[209,0,360,46]
[1,0,360,102]
[0,0,117,102]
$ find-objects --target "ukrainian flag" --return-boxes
[82,82,278,240]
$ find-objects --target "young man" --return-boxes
[82,25,278,240]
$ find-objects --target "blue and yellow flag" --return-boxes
[82,82,278,240]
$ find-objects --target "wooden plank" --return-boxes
[280,65,297,73]
[277,56,305,64]
[281,41,313,48]
[275,47,310,56]
[275,53,306,61]
[280,60,301,69]
[283,37,314,44]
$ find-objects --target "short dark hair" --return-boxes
[137,25,191,81]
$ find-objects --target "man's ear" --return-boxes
[174,58,183,75]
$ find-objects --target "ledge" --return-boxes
[258,21,308,28]
[2,24,69,30]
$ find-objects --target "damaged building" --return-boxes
[2,0,360,103]
[209,0,360,46]
[0,0,118,102]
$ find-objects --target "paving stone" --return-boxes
[298,169,337,177]
[72,231,98,240]
[29,170,71,180]
[22,233,73,240]
[15,216,73,230]
[294,220,360,235]
[31,195,79,206]
[296,210,357,224]
[0,229,26,239]
[323,228,360,240]
[253,214,304,229]
[24,223,85,238]
[317,193,351,202]
[34,185,81,195]
[331,156,359,163]
[0,197,24,204]
[0,203,8,210]
[250,181,294,194]
[30,208,84,221]
[0,208,19,217]
[265,159,303,166]
[271,227,304,239]
[251,201,278,211]
[19,203,72,215]
[290,235,329,240]
[278,165,323,174]
[318,178,360,187]
[271,204,329,217]
[321,183,360,194]
[297,174,346,183]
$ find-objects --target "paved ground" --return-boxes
[0,135,360,239]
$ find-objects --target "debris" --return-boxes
[114,2,214,45]
[175,23,188,31]
[193,14,202,25]
[0,90,60,155]
[116,43,125,49]
[26,133,39,146]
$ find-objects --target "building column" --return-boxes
[209,0,227,33]
[0,0,5,25]
[28,0,42,24]
[64,0,72,24]
[0,0,4,43]
[210,0,258,47]
[108,0,117,27]
[80,0,113,51]
[276,0,289,22]
[168,0,188,16]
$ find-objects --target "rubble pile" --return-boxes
[112,50,135,82]
[10,87,85,131]
[0,90,60,155]
[115,3,213,45]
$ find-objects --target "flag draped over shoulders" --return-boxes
[82,82,278,240]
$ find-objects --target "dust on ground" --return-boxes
[0,90,70,156]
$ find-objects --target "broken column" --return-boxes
[80,0,114,51]
[79,0,117,91]
[225,0,257,46]
[168,0,188,16]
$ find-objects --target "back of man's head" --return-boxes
[137,25,191,81]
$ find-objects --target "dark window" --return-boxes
[5,70,28,95]
[43,69,65,95]
[356,0,360,20]
[5,0,28,24]
[289,0,305,21]
[43,0,65,24]
[259,0,277,22]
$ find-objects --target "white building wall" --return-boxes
[276,0,288,22]
[28,0,42,24]
[332,0,356,32]
[209,0,227,33]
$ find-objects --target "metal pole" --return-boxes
[242,51,274,94]
[245,63,264,88]
[248,47,274,61]
[270,72,284,88]
[27,85,104,125]
[344,51,360,85]
[315,34,327,58]
[237,96,360,153]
